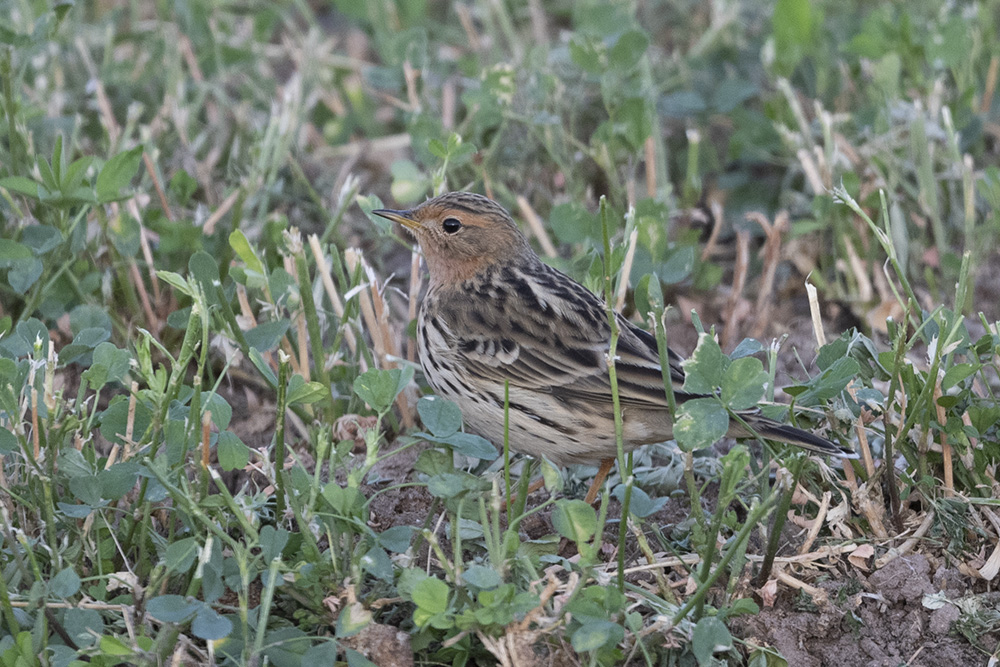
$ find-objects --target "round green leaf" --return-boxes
[674,397,729,452]
[417,396,463,437]
[551,499,597,545]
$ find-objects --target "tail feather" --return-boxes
[732,413,859,459]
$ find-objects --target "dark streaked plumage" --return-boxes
[373,192,855,476]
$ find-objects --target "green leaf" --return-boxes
[571,619,623,653]
[569,34,604,74]
[191,606,232,640]
[99,397,152,446]
[674,397,729,451]
[259,525,289,562]
[50,567,81,598]
[99,636,133,656]
[376,525,414,553]
[942,363,978,391]
[164,537,199,574]
[721,357,768,410]
[411,576,449,615]
[216,431,249,471]
[336,603,373,639]
[146,595,201,623]
[287,379,329,405]
[438,432,497,459]
[0,240,33,267]
[98,462,141,500]
[789,357,860,406]
[353,367,410,413]
[0,428,16,454]
[189,251,220,292]
[201,393,231,431]
[691,616,733,665]
[244,320,291,352]
[417,396,462,437]
[463,565,502,589]
[772,0,815,73]
[169,169,198,205]
[730,338,764,359]
[611,485,665,518]
[95,146,143,202]
[608,29,648,70]
[427,139,448,159]
[390,159,428,204]
[551,499,597,545]
[109,214,141,256]
[0,176,41,198]
[21,225,62,254]
[82,342,131,390]
[229,230,265,276]
[549,202,600,244]
[7,257,42,294]
[360,545,393,582]
[682,333,729,394]
[426,471,490,499]
[659,245,695,284]
[249,347,279,386]
[64,608,104,647]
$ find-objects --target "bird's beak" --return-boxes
[372,208,420,232]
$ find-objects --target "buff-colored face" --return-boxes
[373,192,530,284]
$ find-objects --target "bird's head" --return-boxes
[373,192,532,284]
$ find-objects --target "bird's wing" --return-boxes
[437,262,688,410]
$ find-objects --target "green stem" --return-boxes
[755,457,804,587]
[671,492,780,625]
[599,196,629,590]
[275,353,289,518]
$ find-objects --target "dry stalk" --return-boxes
[402,60,421,112]
[644,136,656,198]
[842,238,873,303]
[442,78,456,130]
[407,250,422,363]
[455,4,482,52]
[856,414,875,478]
[874,509,936,569]
[796,148,824,195]
[750,211,788,339]
[143,152,173,221]
[74,38,120,145]
[203,188,240,236]
[699,200,724,262]
[931,381,954,497]
[516,195,557,259]
[307,234,360,359]
[201,411,212,470]
[797,490,832,556]
[982,55,999,115]
[615,228,639,312]
[128,261,158,331]
[978,507,1000,580]
[804,281,827,348]
[722,229,749,351]
[345,249,388,367]
[124,382,138,461]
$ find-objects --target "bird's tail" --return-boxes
[731,412,859,459]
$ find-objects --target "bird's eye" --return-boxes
[442,217,462,234]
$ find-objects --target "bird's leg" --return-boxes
[584,458,615,505]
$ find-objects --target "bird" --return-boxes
[373,192,857,504]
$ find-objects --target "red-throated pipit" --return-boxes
[374,192,856,503]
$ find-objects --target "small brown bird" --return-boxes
[374,192,855,503]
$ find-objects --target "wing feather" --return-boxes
[439,261,687,410]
